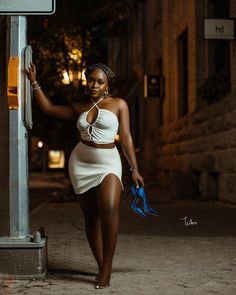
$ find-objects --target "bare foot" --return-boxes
[95,266,111,289]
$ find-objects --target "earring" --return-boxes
[84,87,88,95]
[104,89,109,97]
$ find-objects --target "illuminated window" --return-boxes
[48,150,65,169]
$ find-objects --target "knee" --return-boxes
[100,205,119,218]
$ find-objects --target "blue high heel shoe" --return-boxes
[130,185,146,217]
[130,184,160,217]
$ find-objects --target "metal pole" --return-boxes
[0,15,47,279]
[7,16,29,238]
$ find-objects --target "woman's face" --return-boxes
[86,69,108,99]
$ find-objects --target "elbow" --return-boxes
[43,103,54,116]
[41,106,51,116]
[45,107,53,115]
[120,133,133,148]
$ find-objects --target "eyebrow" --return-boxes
[88,77,105,82]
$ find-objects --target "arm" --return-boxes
[118,99,144,188]
[25,63,77,120]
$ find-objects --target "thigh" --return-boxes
[79,188,98,218]
[96,174,122,214]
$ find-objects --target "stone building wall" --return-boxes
[161,0,198,123]
[155,93,236,202]
[153,0,236,203]
[230,0,236,91]
[108,0,236,203]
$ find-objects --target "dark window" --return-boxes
[178,29,188,117]
[158,58,164,125]
[207,0,230,77]
[208,0,229,18]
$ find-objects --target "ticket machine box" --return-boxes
[7,46,33,129]
[8,56,19,110]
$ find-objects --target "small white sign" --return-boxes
[204,19,235,40]
[0,0,56,15]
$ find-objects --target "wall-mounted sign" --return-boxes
[144,75,164,98]
[0,0,56,15]
[204,18,235,40]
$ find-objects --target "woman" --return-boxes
[26,62,144,289]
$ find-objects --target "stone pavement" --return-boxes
[1,181,236,294]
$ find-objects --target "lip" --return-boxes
[90,90,98,94]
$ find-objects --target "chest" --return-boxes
[77,100,119,125]
[77,109,119,131]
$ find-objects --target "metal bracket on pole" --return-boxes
[23,45,33,129]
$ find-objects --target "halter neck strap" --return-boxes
[87,97,104,112]
[91,97,104,107]
[85,97,104,125]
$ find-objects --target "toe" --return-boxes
[95,284,110,289]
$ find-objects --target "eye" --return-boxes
[98,80,104,85]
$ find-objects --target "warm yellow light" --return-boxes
[38,141,43,148]
[48,150,65,169]
[62,70,74,84]
[62,71,70,84]
[68,49,82,63]
[78,68,87,85]
[62,48,85,86]
[115,134,120,142]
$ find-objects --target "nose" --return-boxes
[91,81,99,88]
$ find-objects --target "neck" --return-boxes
[91,96,104,104]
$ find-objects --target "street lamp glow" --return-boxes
[38,141,43,148]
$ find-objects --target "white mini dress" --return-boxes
[68,98,123,195]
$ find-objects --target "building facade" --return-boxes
[109,0,236,203]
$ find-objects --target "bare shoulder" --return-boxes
[112,97,128,110]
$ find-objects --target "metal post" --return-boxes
[8,16,29,238]
[0,15,9,237]
[0,16,47,280]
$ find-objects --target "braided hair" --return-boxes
[84,63,115,93]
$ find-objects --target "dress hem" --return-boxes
[73,172,124,195]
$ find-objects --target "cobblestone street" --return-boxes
[1,177,236,294]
